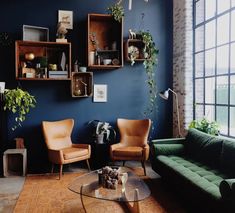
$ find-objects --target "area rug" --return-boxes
[14,168,186,213]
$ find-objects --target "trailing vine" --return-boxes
[138,31,159,117]
[107,0,124,22]
[4,88,36,130]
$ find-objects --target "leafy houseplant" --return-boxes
[107,0,124,23]
[4,88,36,130]
[189,117,220,136]
[88,120,116,144]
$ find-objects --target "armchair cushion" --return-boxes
[62,147,89,160]
[113,146,143,157]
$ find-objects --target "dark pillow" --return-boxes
[221,138,235,177]
[185,128,223,168]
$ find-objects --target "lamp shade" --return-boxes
[159,89,169,100]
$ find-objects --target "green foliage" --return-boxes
[107,3,124,22]
[139,31,159,117]
[189,118,220,136]
[4,88,36,130]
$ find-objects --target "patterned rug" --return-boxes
[14,167,186,213]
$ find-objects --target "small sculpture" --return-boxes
[56,22,68,39]
[129,29,136,39]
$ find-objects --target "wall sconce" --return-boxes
[0,82,5,101]
[128,0,149,10]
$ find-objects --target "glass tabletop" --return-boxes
[68,167,151,202]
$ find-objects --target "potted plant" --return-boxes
[87,120,116,144]
[189,117,220,136]
[107,0,124,23]
[3,88,36,130]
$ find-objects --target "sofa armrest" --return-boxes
[151,137,186,144]
[220,179,235,199]
[150,143,185,158]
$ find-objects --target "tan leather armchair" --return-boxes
[110,118,151,175]
[42,119,91,179]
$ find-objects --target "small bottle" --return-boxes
[97,55,101,65]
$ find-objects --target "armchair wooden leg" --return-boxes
[51,163,54,174]
[86,159,91,171]
[123,161,126,166]
[141,161,146,176]
[59,164,63,180]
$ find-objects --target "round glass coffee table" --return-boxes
[68,167,150,213]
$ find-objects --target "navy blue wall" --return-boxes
[0,0,173,172]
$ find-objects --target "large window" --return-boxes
[193,0,235,137]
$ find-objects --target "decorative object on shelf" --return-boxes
[129,29,136,39]
[112,58,120,65]
[159,88,183,137]
[89,51,96,65]
[0,32,13,47]
[3,88,36,130]
[58,10,73,29]
[25,53,35,61]
[189,117,220,136]
[74,60,79,72]
[103,59,112,65]
[128,45,140,65]
[89,32,99,51]
[93,84,107,102]
[107,0,124,23]
[56,22,68,42]
[87,120,116,144]
[79,67,87,72]
[23,25,49,42]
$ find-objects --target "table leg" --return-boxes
[80,184,87,213]
[124,188,140,213]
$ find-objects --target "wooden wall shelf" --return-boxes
[124,39,148,62]
[87,14,123,69]
[71,72,93,98]
[15,40,71,80]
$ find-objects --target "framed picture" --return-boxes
[58,10,73,29]
[93,84,107,102]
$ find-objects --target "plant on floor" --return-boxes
[4,88,36,130]
[87,120,116,144]
[107,0,124,22]
[189,117,220,136]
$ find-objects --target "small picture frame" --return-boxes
[58,10,73,29]
[93,84,107,102]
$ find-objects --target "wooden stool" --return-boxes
[3,148,27,177]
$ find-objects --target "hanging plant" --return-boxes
[3,88,36,130]
[107,0,124,22]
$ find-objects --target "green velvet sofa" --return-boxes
[150,128,235,213]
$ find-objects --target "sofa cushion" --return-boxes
[221,138,235,177]
[185,128,223,168]
[157,155,227,199]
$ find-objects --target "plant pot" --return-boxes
[96,134,104,144]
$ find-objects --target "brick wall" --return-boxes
[173,0,193,136]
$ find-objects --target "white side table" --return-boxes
[3,148,27,177]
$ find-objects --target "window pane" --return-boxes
[195,26,204,52]
[232,0,235,7]
[195,104,204,119]
[230,107,235,137]
[217,45,229,75]
[196,0,205,25]
[231,11,235,42]
[231,44,235,73]
[217,14,230,46]
[195,52,204,77]
[205,105,215,121]
[217,0,230,14]
[217,76,229,104]
[231,75,235,105]
[205,20,216,49]
[216,106,228,135]
[205,49,215,76]
[195,79,204,103]
[205,0,216,20]
[205,77,215,103]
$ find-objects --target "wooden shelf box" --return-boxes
[71,72,93,98]
[87,14,123,69]
[15,40,71,80]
